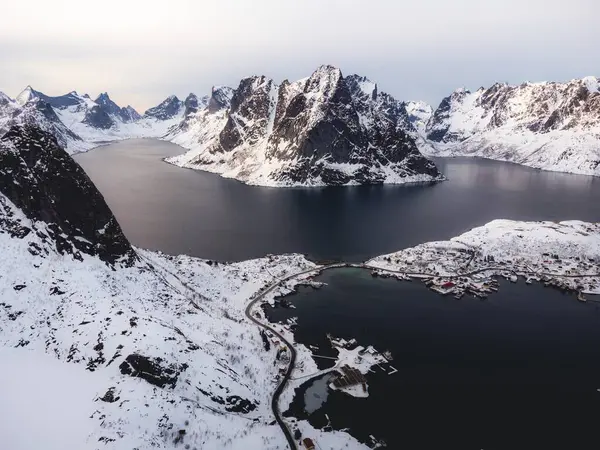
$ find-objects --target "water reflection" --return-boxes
[74,140,600,262]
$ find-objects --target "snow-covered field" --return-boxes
[369,219,600,296]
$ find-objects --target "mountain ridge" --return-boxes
[167,65,442,186]
[421,76,600,175]
[2,70,599,180]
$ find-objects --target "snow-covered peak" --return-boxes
[0,91,13,106]
[347,74,377,98]
[94,92,111,103]
[144,95,183,120]
[405,101,433,135]
[305,65,344,101]
[582,76,599,93]
[208,86,234,113]
[121,105,142,122]
[15,85,38,106]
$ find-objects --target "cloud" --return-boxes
[1,0,598,110]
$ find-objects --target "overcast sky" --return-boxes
[2,0,598,111]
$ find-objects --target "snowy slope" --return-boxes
[424,77,600,176]
[166,66,441,187]
[0,124,371,450]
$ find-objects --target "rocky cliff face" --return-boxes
[424,77,600,175]
[0,125,135,264]
[95,93,141,123]
[144,95,183,120]
[167,66,441,186]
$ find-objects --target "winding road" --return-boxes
[244,262,600,450]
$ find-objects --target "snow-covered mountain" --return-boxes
[144,95,184,120]
[0,88,87,152]
[167,66,441,186]
[405,100,433,136]
[95,92,141,123]
[1,124,369,449]
[424,77,600,176]
[0,87,188,153]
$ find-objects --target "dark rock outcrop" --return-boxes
[207,86,234,114]
[119,354,188,388]
[0,125,135,264]
[144,96,183,120]
[94,93,141,123]
[83,104,115,129]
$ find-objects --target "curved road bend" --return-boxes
[245,263,599,449]
[244,265,338,450]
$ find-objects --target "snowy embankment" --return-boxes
[368,220,600,296]
[423,130,600,177]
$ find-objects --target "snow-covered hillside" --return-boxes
[0,125,372,449]
[166,66,442,186]
[424,77,600,176]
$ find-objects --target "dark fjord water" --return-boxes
[75,139,600,449]
[74,139,600,262]
[267,269,600,450]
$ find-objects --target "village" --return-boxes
[367,221,600,301]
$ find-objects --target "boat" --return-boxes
[454,292,464,300]
[382,350,393,361]
[577,292,587,302]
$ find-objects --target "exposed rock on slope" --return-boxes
[167,66,441,186]
[0,126,134,264]
[144,95,183,120]
[0,123,334,449]
[1,87,184,153]
[0,91,86,152]
[424,77,600,176]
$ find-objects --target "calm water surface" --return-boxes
[74,139,600,262]
[268,269,600,449]
[75,139,600,448]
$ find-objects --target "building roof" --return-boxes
[302,437,315,448]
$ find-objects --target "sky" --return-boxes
[1,0,598,112]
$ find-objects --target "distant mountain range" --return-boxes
[1,68,599,184]
[0,86,189,153]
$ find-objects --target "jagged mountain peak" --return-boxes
[94,92,112,103]
[168,66,441,186]
[144,95,183,120]
[16,85,39,105]
[345,74,378,100]
[305,65,345,100]
[208,86,234,113]
[0,91,13,105]
[581,76,599,93]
